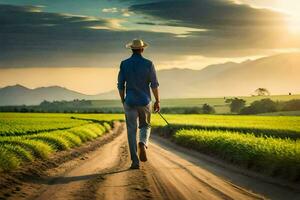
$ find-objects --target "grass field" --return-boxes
[152,114,300,139]
[90,94,300,114]
[151,114,300,181]
[0,113,115,171]
[173,129,300,181]
[0,113,90,136]
[1,112,300,181]
[258,111,300,116]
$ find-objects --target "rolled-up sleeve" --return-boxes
[117,62,125,90]
[149,62,159,88]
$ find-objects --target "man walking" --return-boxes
[117,39,160,169]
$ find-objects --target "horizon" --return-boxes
[1,51,300,95]
[0,56,254,95]
[2,83,300,99]
[0,0,300,95]
[1,1,300,196]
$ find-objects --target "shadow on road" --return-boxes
[47,168,131,185]
[21,168,130,186]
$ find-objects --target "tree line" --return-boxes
[226,98,300,114]
[0,98,299,115]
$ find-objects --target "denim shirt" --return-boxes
[117,53,159,106]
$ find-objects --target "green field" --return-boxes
[152,114,300,139]
[0,113,89,136]
[151,114,300,181]
[174,129,300,180]
[71,113,300,138]
[0,113,115,171]
[1,112,300,181]
[258,111,300,116]
[91,94,300,114]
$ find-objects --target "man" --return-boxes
[117,39,160,169]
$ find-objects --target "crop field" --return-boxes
[47,113,300,138]
[0,113,90,136]
[91,94,300,108]
[0,113,114,171]
[152,114,300,139]
[1,112,300,181]
[90,94,300,113]
[59,113,300,133]
[152,114,300,181]
[174,129,300,181]
[258,110,300,116]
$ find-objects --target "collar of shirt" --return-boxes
[131,53,143,58]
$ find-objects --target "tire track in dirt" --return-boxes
[31,124,128,200]
[3,123,300,200]
[30,122,152,200]
[148,134,300,200]
[0,122,124,200]
[74,143,129,200]
[147,146,261,200]
[74,128,152,200]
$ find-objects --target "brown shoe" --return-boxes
[129,163,140,170]
[138,142,147,162]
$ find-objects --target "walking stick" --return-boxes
[157,111,170,126]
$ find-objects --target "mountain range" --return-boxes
[0,52,299,105]
[0,85,119,106]
[158,52,300,98]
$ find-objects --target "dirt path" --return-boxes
[147,135,300,200]
[31,125,129,200]
[4,123,300,200]
[145,143,262,200]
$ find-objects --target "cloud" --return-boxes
[135,1,284,25]
[127,0,300,51]
[102,7,119,13]
[1,2,300,69]
[0,4,185,68]
[0,4,114,29]
[101,7,133,17]
[121,8,134,17]
[129,0,286,33]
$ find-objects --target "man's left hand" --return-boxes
[153,101,160,112]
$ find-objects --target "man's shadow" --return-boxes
[24,168,131,185]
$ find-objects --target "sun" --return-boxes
[237,0,300,33]
[287,15,300,33]
[275,1,300,33]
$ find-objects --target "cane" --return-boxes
[157,111,170,126]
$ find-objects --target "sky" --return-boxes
[0,0,300,94]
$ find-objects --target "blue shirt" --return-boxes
[117,53,159,106]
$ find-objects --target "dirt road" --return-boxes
[4,123,300,200]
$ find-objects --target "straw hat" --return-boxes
[125,39,148,49]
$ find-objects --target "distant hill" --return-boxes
[158,53,300,98]
[0,53,299,105]
[0,84,118,106]
[94,90,119,100]
[157,61,239,98]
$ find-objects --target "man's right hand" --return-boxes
[153,101,160,112]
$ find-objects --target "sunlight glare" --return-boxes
[287,16,300,33]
